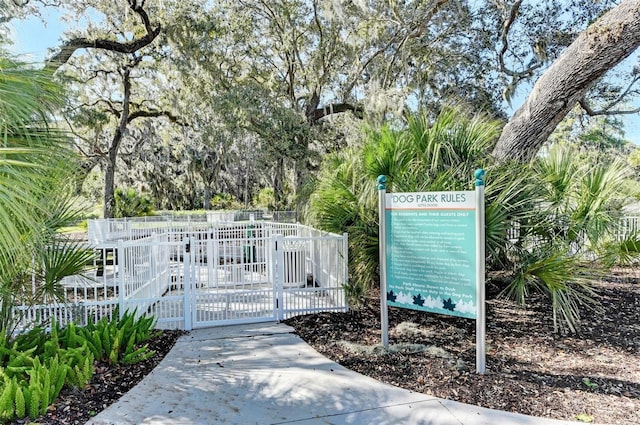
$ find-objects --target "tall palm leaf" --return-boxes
[0,57,66,269]
[504,247,600,334]
[0,56,89,332]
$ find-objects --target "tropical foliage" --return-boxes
[309,108,640,333]
[0,312,157,421]
[308,108,501,305]
[0,56,94,335]
[114,187,155,218]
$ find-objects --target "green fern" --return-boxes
[0,375,16,421]
[125,330,137,355]
[82,329,103,360]
[66,352,94,388]
[28,387,40,420]
[41,370,50,416]
[102,322,112,358]
[79,355,94,387]
[49,357,66,407]
[25,356,67,417]
[122,345,156,365]
[5,346,37,378]
[11,326,48,355]
[14,382,25,418]
[110,334,120,364]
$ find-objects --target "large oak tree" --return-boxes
[493,0,640,162]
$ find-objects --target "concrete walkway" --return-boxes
[87,323,579,425]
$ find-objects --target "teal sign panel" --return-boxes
[385,191,477,319]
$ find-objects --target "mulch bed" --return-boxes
[11,329,186,425]
[285,273,639,424]
[14,272,638,424]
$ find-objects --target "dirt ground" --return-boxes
[285,271,639,424]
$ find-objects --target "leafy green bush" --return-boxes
[210,193,241,210]
[25,356,67,419]
[114,187,155,218]
[0,355,67,421]
[308,108,499,308]
[308,108,640,333]
[0,311,158,421]
[79,309,157,365]
[254,187,275,210]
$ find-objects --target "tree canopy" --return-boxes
[2,0,640,211]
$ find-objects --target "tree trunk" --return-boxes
[203,185,211,210]
[273,157,285,209]
[103,147,118,219]
[493,0,640,162]
[73,156,103,195]
[103,69,132,219]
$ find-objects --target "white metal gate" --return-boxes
[182,225,350,329]
[185,226,278,328]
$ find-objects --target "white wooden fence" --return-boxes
[11,219,348,333]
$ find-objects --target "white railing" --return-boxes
[10,219,348,333]
[118,233,174,318]
[88,211,298,246]
[274,230,349,319]
[615,216,640,240]
[506,216,640,248]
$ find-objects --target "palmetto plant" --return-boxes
[308,108,640,332]
[308,108,501,306]
[502,144,636,333]
[0,56,92,334]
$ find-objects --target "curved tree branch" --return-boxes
[579,73,640,116]
[498,0,529,77]
[497,0,544,103]
[493,0,640,162]
[45,0,160,71]
[579,97,640,116]
[128,109,183,125]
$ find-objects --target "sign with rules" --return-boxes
[377,170,486,373]
[385,191,477,319]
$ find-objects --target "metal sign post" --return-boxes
[378,175,389,348]
[475,169,486,374]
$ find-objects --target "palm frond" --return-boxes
[36,238,96,304]
[503,248,601,334]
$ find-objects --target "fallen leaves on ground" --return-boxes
[285,274,639,424]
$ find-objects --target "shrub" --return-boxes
[308,109,640,332]
[0,311,158,421]
[114,188,155,218]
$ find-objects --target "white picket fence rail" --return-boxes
[18,214,640,334]
[10,218,348,333]
[615,216,640,240]
[506,216,640,246]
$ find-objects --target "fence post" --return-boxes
[274,234,285,320]
[184,237,193,331]
[117,239,125,320]
[377,175,389,348]
[475,169,487,374]
[342,232,349,307]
